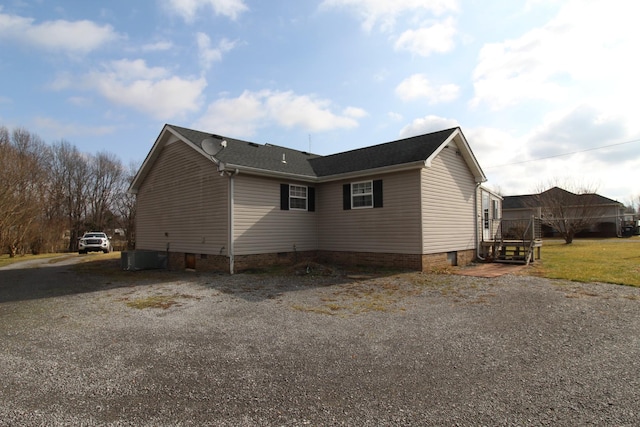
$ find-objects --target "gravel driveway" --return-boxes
[1,256,639,426]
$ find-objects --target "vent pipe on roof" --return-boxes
[282,153,287,164]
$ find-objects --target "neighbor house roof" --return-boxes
[130,124,487,192]
[503,187,622,210]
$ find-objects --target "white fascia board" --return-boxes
[219,160,426,183]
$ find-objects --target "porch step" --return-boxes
[495,245,533,265]
[494,258,529,264]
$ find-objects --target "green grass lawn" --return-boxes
[532,236,640,287]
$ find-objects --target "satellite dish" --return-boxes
[201,137,223,156]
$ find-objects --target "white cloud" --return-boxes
[141,41,173,52]
[343,106,368,119]
[196,33,238,70]
[81,59,206,120]
[399,114,459,138]
[395,74,459,103]
[194,90,365,137]
[394,16,456,56]
[163,0,248,22]
[33,117,115,138]
[388,112,403,121]
[0,11,119,54]
[319,0,458,32]
[471,0,640,111]
[527,105,628,162]
[466,115,638,201]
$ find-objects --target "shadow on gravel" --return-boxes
[0,258,184,304]
[0,257,409,304]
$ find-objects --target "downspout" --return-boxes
[227,169,239,274]
[475,182,485,261]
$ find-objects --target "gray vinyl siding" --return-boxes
[317,170,422,254]
[421,142,477,254]
[136,141,228,254]
[233,175,317,255]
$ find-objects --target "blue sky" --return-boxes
[1,0,638,203]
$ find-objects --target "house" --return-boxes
[503,187,625,238]
[129,124,492,273]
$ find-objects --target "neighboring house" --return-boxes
[129,124,491,273]
[503,187,625,237]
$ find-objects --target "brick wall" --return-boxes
[421,249,476,272]
[166,251,229,273]
[317,250,422,270]
[234,251,317,272]
[164,248,477,273]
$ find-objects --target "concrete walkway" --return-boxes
[453,262,528,278]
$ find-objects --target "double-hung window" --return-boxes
[280,184,315,211]
[351,181,373,208]
[343,179,383,210]
[289,185,307,210]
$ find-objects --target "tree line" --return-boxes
[0,125,136,256]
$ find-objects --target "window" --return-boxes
[343,180,383,210]
[280,184,315,211]
[352,181,373,208]
[492,200,500,220]
[289,185,307,210]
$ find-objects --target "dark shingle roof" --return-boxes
[130,125,485,193]
[171,124,459,179]
[308,128,458,176]
[161,124,485,184]
[169,125,320,177]
[503,187,622,209]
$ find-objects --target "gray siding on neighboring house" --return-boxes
[421,142,477,254]
[317,170,422,254]
[233,175,317,255]
[136,140,228,254]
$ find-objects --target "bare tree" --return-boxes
[0,128,50,255]
[87,152,123,232]
[1,124,140,255]
[532,185,613,244]
[49,141,92,252]
[114,161,138,250]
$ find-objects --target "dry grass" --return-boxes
[119,293,200,310]
[532,237,640,287]
[291,278,420,316]
[0,252,69,268]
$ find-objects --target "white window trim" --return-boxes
[289,184,308,211]
[351,180,373,209]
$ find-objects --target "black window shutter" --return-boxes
[280,184,289,210]
[343,184,351,210]
[373,180,383,208]
[308,187,315,212]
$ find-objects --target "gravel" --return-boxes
[1,257,639,426]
